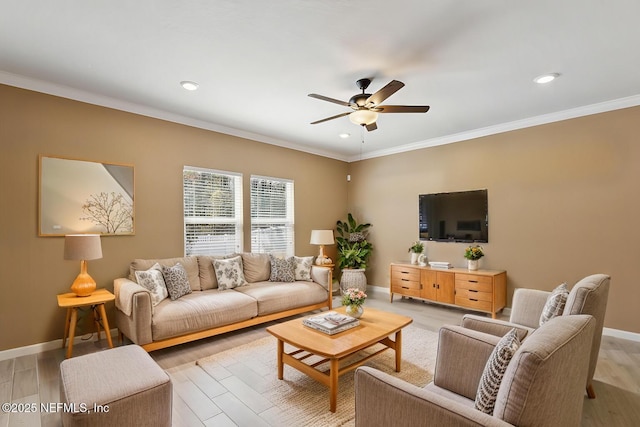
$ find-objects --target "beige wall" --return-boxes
[347,106,640,333]
[2,83,638,351]
[0,84,348,351]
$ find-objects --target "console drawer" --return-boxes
[392,285,421,298]
[391,277,421,290]
[455,274,493,293]
[456,288,493,302]
[391,266,420,282]
[455,296,493,312]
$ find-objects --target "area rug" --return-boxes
[195,325,438,426]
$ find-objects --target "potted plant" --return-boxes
[464,245,484,271]
[336,213,372,293]
[408,241,424,265]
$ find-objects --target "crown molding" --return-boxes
[351,94,640,162]
[3,70,638,164]
[0,71,349,162]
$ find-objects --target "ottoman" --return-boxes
[60,345,172,427]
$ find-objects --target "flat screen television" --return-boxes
[419,189,488,242]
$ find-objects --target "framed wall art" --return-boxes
[39,155,135,236]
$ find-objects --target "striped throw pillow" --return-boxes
[539,282,569,326]
[475,329,521,415]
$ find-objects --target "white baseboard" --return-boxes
[0,329,118,362]
[366,285,640,342]
[603,327,640,342]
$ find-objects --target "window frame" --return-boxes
[183,166,243,256]
[250,175,295,257]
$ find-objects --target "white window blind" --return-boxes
[183,166,243,255]
[250,175,294,257]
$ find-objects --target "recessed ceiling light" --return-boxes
[339,133,351,139]
[533,73,560,84]
[180,81,199,91]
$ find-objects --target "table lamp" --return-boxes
[310,230,334,265]
[64,234,103,297]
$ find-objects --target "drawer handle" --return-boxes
[401,271,410,274]
[469,280,478,283]
[402,286,410,290]
[401,278,410,281]
[469,289,478,293]
[470,298,478,302]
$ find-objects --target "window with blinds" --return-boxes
[250,175,294,257]
[183,166,243,255]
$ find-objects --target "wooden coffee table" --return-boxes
[266,306,413,412]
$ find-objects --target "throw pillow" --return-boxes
[475,329,521,415]
[293,256,314,281]
[269,255,296,282]
[213,256,248,290]
[161,263,192,301]
[134,263,169,306]
[539,282,569,326]
[240,252,271,282]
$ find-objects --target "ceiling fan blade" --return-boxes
[310,111,351,125]
[308,93,353,107]
[365,122,378,132]
[376,105,430,113]
[365,80,405,107]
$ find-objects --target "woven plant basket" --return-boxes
[340,268,367,294]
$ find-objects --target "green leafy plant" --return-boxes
[464,245,485,260]
[336,213,372,270]
[408,241,424,253]
[341,288,367,307]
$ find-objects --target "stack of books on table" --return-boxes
[429,261,452,269]
[303,311,359,335]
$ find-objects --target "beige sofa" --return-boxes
[114,253,332,351]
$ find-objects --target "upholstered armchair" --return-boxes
[461,273,609,398]
[354,315,595,427]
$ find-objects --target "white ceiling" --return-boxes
[2,0,640,162]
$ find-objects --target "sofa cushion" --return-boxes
[234,281,328,315]
[293,256,314,281]
[151,289,258,341]
[162,263,192,301]
[539,282,569,326]
[269,255,295,282]
[197,254,239,290]
[130,257,200,292]
[213,256,248,290]
[474,328,520,415]
[241,252,271,283]
[134,263,168,306]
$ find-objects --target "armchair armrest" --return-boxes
[113,278,153,345]
[509,288,550,328]
[433,325,502,400]
[355,367,510,427]
[461,315,531,342]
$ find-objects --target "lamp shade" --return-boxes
[64,234,103,261]
[310,230,335,245]
[349,109,378,126]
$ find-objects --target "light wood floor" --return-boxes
[1,290,638,426]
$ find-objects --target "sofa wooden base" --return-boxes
[138,300,332,352]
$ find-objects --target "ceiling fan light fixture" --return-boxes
[180,80,199,91]
[349,109,378,126]
[533,73,560,84]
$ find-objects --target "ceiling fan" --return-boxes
[308,78,430,131]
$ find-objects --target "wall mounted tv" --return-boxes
[419,189,488,243]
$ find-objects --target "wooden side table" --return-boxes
[57,288,115,358]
